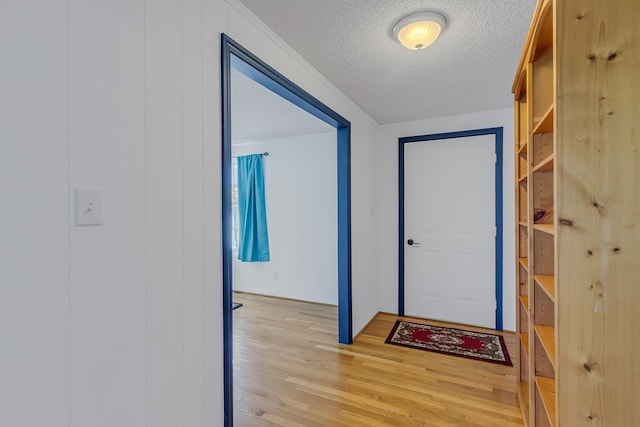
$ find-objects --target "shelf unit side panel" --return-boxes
[556,0,640,425]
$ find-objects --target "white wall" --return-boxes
[232,132,338,305]
[1,0,223,425]
[375,108,516,331]
[1,0,380,426]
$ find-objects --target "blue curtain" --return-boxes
[237,154,270,262]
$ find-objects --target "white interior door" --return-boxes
[404,135,496,329]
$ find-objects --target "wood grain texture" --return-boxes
[233,292,523,426]
[556,0,640,425]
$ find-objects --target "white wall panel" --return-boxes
[182,0,206,425]
[145,0,184,425]
[349,121,380,333]
[226,4,249,50]
[0,1,70,426]
[1,0,230,425]
[68,0,146,425]
[232,132,337,305]
[202,0,226,424]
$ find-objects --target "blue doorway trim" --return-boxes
[221,34,352,427]
[398,127,504,331]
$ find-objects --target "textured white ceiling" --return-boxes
[231,67,333,144]
[237,0,536,124]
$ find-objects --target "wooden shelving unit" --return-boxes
[514,4,556,425]
[513,0,639,425]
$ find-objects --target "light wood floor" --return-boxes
[233,292,523,426]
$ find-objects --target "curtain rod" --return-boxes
[232,152,269,158]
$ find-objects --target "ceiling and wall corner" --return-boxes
[231,68,333,143]
[236,0,536,124]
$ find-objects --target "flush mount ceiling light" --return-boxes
[392,11,447,50]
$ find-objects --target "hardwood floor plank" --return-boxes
[233,292,523,426]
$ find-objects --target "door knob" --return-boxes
[407,239,419,246]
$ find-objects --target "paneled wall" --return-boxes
[1,0,218,425]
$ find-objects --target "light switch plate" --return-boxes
[75,189,102,226]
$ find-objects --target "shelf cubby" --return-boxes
[519,257,529,270]
[533,278,554,327]
[518,185,529,223]
[519,148,529,178]
[531,48,553,129]
[518,141,528,156]
[517,95,528,144]
[532,105,554,135]
[534,275,555,301]
[532,133,553,168]
[535,376,556,427]
[533,230,554,276]
[534,326,556,370]
[532,170,553,228]
[521,332,530,356]
[532,153,554,173]
[518,226,528,257]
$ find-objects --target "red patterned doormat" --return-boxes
[385,320,512,366]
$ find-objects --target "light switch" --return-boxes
[75,189,102,226]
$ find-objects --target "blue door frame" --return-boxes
[397,127,504,330]
[221,34,352,427]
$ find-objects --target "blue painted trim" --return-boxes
[337,126,352,342]
[220,38,234,427]
[398,140,405,316]
[494,127,504,331]
[221,34,352,426]
[397,127,504,330]
[231,56,346,128]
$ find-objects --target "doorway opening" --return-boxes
[397,127,504,330]
[221,34,352,426]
